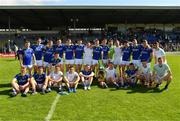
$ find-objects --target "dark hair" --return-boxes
[158,57,162,60]
[129,63,134,66]
[25,40,30,43]
[54,52,59,55]
[69,65,74,69]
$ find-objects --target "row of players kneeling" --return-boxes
[10,57,172,97]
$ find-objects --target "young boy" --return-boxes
[137,60,152,87]
[10,67,30,97]
[50,52,61,67]
[152,57,172,90]
[124,63,138,88]
[43,40,54,75]
[105,62,120,89]
[48,65,64,92]
[64,66,80,93]
[97,67,108,88]
[79,65,94,90]
[19,40,36,77]
[30,66,48,94]
[74,39,84,73]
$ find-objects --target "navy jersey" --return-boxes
[122,47,131,61]
[131,45,142,60]
[20,48,34,65]
[125,69,137,78]
[93,46,103,60]
[63,45,75,60]
[101,45,110,59]
[50,57,61,66]
[81,70,92,76]
[140,47,153,63]
[81,70,93,80]
[31,44,44,60]
[53,44,64,58]
[15,73,30,85]
[74,44,84,59]
[33,73,46,84]
[44,47,54,63]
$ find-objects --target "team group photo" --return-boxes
[0,1,180,121]
[11,38,172,97]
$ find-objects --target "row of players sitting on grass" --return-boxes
[10,57,172,97]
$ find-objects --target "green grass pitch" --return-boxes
[0,55,180,121]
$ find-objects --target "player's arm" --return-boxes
[89,72,95,77]
[11,78,17,84]
[32,53,37,65]
[74,75,80,84]
[57,74,63,82]
[62,52,65,62]
[48,74,55,82]
[19,54,23,67]
[152,68,157,80]
[63,76,69,83]
[162,56,166,63]
[154,55,157,64]
[101,50,104,60]
[21,78,30,88]
[150,49,153,62]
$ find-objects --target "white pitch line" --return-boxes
[44,94,60,121]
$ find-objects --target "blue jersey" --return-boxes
[44,47,54,63]
[64,45,75,60]
[15,73,30,85]
[20,48,34,65]
[50,57,61,66]
[81,70,92,76]
[81,70,93,80]
[93,46,103,60]
[31,44,44,60]
[101,45,110,59]
[53,44,64,58]
[140,47,153,63]
[122,47,131,61]
[131,45,142,60]
[74,44,84,59]
[125,69,137,78]
[33,73,46,84]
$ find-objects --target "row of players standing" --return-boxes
[22,38,166,75]
[10,37,172,97]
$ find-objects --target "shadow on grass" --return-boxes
[126,84,166,94]
[0,89,11,96]
[1,59,16,62]
[0,83,11,88]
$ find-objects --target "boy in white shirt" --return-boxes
[105,62,120,89]
[137,60,152,87]
[48,65,63,92]
[64,66,80,93]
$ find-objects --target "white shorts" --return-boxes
[83,58,92,66]
[23,65,33,69]
[132,60,141,67]
[102,59,108,64]
[121,60,130,66]
[43,62,50,68]
[92,59,99,65]
[113,58,122,65]
[75,59,83,65]
[36,60,43,67]
[65,59,74,65]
